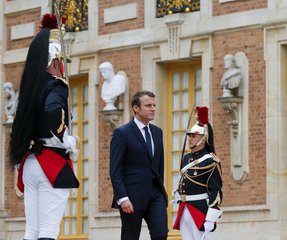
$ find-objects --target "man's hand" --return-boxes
[204,220,214,232]
[121,199,134,214]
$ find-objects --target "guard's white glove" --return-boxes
[62,128,80,161]
[50,127,80,161]
[204,220,214,232]
[170,190,181,204]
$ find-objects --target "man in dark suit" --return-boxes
[110,91,168,240]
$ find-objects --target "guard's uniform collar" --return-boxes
[191,148,207,156]
[50,73,68,86]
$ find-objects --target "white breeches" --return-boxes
[180,206,211,240]
[23,154,70,240]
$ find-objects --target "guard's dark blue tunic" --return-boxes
[173,148,222,230]
[17,73,79,192]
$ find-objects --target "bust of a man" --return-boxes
[221,54,242,97]
[99,62,125,110]
[3,82,18,123]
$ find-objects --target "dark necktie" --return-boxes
[144,126,153,157]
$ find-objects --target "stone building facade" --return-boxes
[0,0,287,239]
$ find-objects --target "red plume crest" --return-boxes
[196,106,209,125]
[62,16,67,25]
[40,13,58,29]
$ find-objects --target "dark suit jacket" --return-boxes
[110,119,168,210]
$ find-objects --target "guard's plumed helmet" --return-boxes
[187,106,215,153]
[41,14,69,69]
[187,106,209,135]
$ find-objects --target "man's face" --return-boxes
[52,58,65,78]
[134,95,156,125]
[188,133,204,149]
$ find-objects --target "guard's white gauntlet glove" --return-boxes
[62,128,80,161]
[170,190,181,204]
[50,127,80,161]
[204,220,214,232]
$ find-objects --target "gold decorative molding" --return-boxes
[53,0,88,32]
[156,0,200,18]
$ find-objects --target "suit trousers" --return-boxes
[120,182,168,240]
[23,154,70,240]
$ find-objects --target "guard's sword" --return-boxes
[200,232,207,240]
[179,104,195,170]
[53,1,72,130]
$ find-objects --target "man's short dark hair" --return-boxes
[131,91,155,110]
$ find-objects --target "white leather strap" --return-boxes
[181,153,212,174]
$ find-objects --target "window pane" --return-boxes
[72,106,78,122]
[72,199,77,215]
[83,142,88,159]
[172,133,180,150]
[182,72,189,88]
[83,104,88,120]
[172,93,180,110]
[83,85,88,102]
[83,198,88,215]
[71,218,77,234]
[73,162,78,175]
[172,173,180,190]
[82,179,88,195]
[172,152,180,169]
[195,90,202,106]
[83,159,88,177]
[83,123,88,139]
[182,91,189,109]
[82,218,88,234]
[71,188,77,198]
[182,111,188,130]
[172,112,179,130]
[72,124,78,136]
[195,69,202,87]
[63,218,69,235]
[72,87,78,103]
[172,73,180,90]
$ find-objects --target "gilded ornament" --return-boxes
[53,0,88,32]
[175,0,183,8]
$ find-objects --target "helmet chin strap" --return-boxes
[190,134,207,149]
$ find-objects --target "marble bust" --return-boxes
[3,82,18,123]
[221,54,242,97]
[99,62,126,110]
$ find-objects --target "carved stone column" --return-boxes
[218,96,248,183]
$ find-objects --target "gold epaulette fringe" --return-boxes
[52,75,68,86]
[210,152,221,163]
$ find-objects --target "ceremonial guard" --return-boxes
[172,107,223,240]
[9,14,79,240]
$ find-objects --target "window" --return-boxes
[59,76,89,239]
[166,62,201,239]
